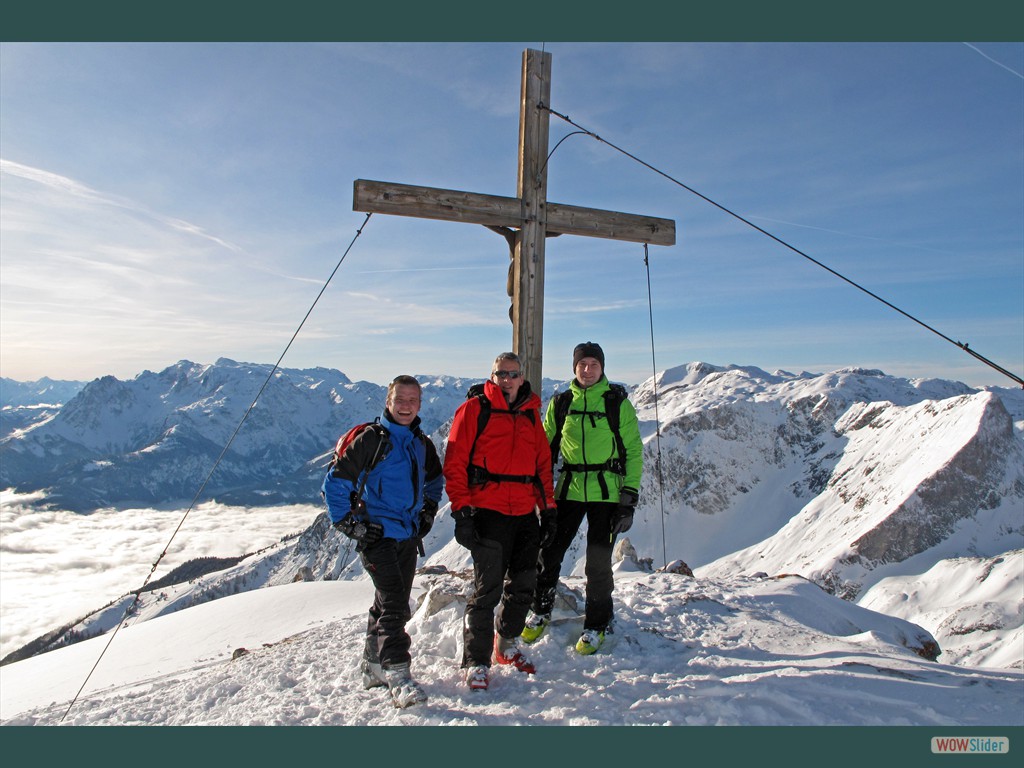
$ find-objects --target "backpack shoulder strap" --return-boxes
[366,421,391,468]
[554,388,573,424]
[603,384,627,429]
[465,382,490,429]
[549,389,573,458]
[346,419,389,463]
[331,418,391,500]
[465,384,490,468]
[603,384,628,460]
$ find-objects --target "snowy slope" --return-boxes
[858,550,1024,669]
[3,569,1021,727]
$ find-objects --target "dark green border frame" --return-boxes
[2,0,1023,42]
[4,725,1023,765]
[2,0,1021,762]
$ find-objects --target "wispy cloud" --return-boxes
[1,159,246,254]
[0,159,324,284]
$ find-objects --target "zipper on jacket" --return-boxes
[580,386,589,504]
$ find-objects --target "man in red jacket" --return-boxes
[443,352,557,691]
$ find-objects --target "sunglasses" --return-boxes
[492,370,522,380]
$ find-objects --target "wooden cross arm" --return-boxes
[546,200,674,246]
[353,179,675,246]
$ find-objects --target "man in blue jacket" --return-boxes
[322,374,444,708]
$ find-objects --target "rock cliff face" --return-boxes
[709,390,1024,601]
[837,394,1017,587]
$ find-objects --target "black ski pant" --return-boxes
[462,508,540,668]
[532,499,617,631]
[359,536,419,671]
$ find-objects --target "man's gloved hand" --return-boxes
[539,507,558,548]
[611,487,639,537]
[610,508,634,536]
[452,507,477,549]
[618,487,639,508]
[333,513,384,549]
[333,515,356,537]
[418,498,439,538]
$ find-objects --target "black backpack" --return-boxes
[549,382,629,501]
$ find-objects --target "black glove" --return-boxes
[417,498,438,538]
[539,508,558,548]
[611,487,639,537]
[334,513,384,549]
[610,508,634,536]
[619,487,639,508]
[452,507,477,549]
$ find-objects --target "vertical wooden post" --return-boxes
[353,49,674,390]
[513,49,552,389]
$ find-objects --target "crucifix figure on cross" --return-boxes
[353,48,675,386]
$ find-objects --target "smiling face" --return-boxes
[574,357,603,388]
[387,383,421,426]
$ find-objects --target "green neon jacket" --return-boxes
[543,375,643,504]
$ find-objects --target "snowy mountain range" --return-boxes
[0,376,85,409]
[0,359,498,510]
[0,376,84,441]
[1,358,1022,687]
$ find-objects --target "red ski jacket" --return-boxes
[443,379,555,516]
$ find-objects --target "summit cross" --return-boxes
[353,48,675,386]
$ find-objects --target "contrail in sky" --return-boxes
[962,43,1024,79]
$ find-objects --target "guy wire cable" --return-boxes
[643,243,669,569]
[539,103,1024,389]
[59,212,374,723]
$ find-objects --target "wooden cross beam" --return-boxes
[353,48,675,387]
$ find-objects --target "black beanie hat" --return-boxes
[572,341,605,371]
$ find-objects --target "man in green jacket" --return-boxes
[521,342,643,655]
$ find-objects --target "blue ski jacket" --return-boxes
[322,411,444,541]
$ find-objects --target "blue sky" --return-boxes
[1,42,1021,389]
